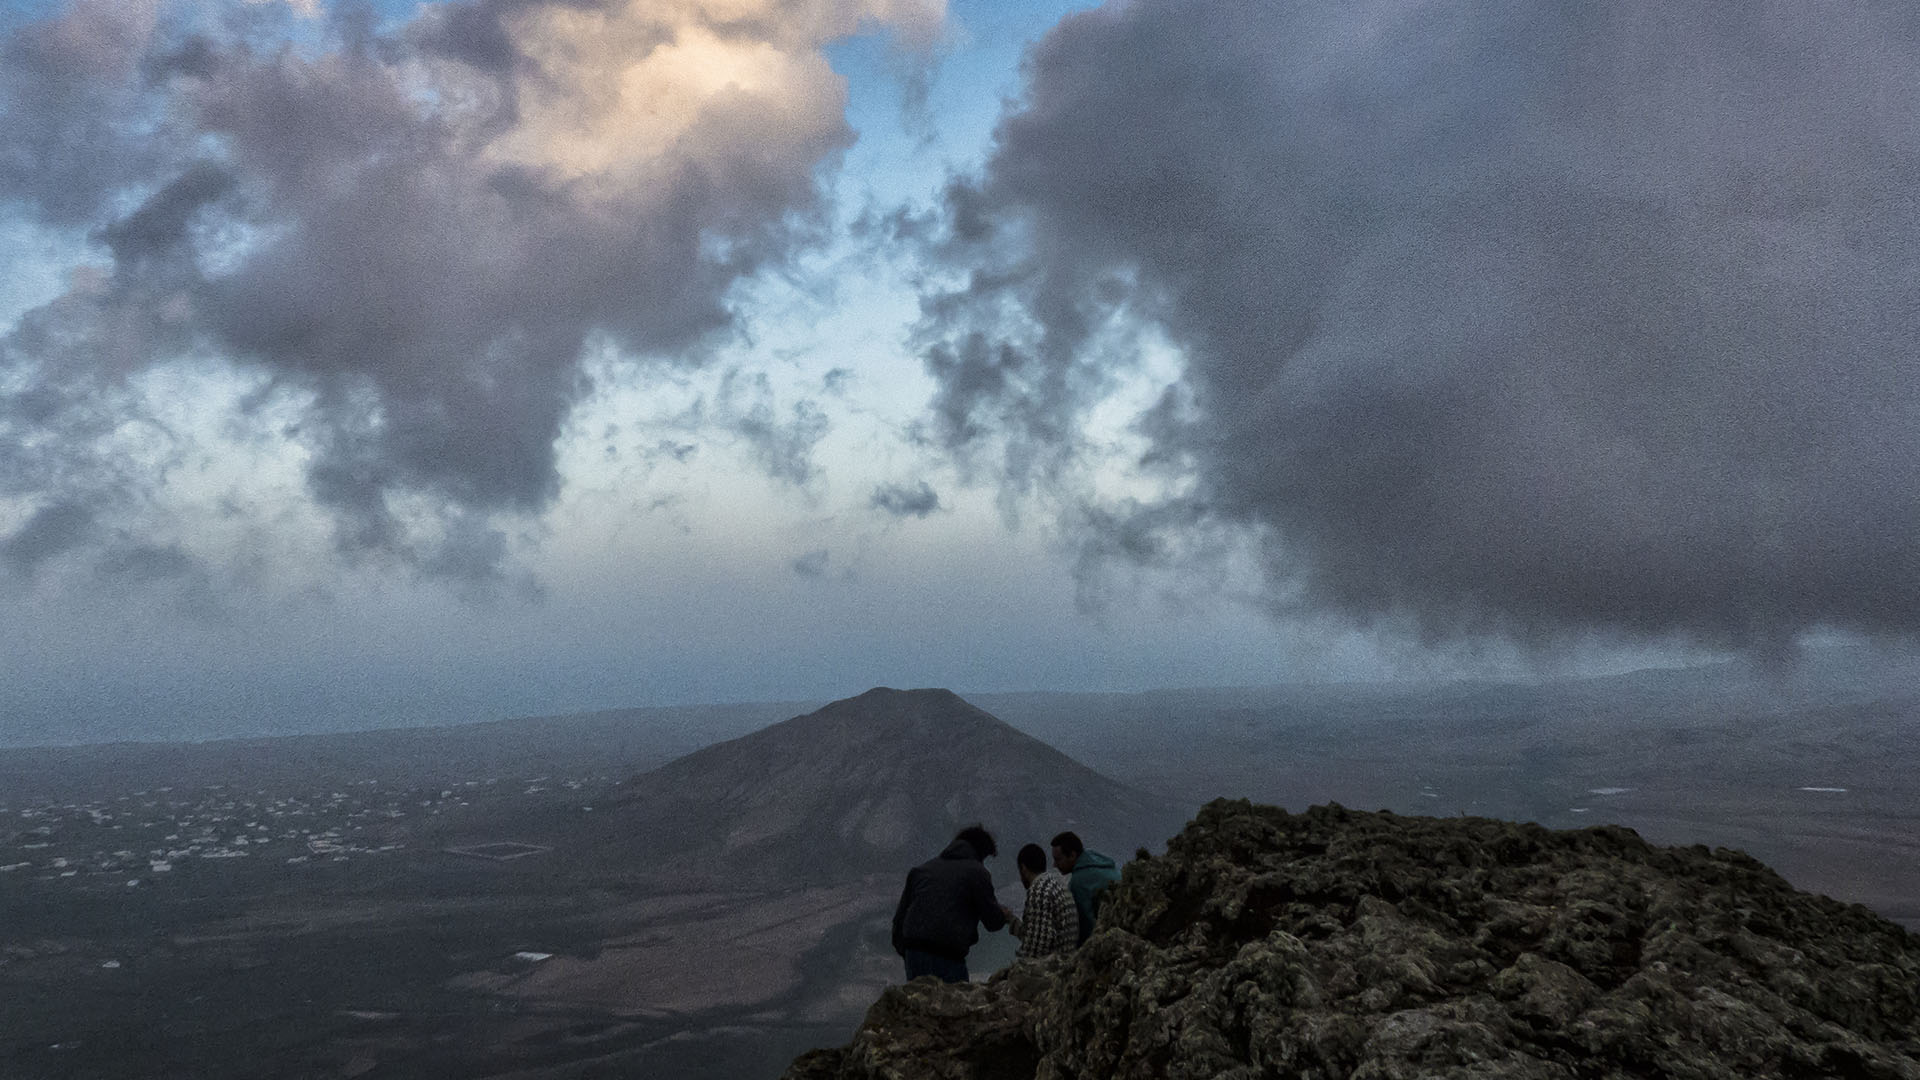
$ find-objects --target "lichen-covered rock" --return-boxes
[786,800,1920,1080]
[787,962,1055,1080]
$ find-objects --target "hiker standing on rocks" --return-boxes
[1005,843,1076,959]
[891,824,1007,983]
[1051,831,1120,945]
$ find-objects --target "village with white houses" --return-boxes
[0,775,597,888]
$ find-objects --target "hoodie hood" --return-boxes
[1075,849,1118,872]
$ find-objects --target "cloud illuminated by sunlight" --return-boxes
[0,0,946,589]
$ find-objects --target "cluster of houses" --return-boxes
[0,774,596,886]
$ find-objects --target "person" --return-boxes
[1051,830,1120,945]
[1006,842,1075,959]
[891,824,1007,983]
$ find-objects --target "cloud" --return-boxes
[0,501,95,574]
[715,370,831,488]
[654,440,699,464]
[791,547,830,577]
[0,0,941,582]
[870,479,939,518]
[242,0,321,18]
[97,540,196,583]
[918,1,1920,657]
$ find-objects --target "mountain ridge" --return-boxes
[787,799,1920,1079]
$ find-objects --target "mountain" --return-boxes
[788,800,1920,1079]
[589,687,1193,884]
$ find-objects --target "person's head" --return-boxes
[954,824,997,861]
[1016,843,1047,886]
[1050,831,1083,874]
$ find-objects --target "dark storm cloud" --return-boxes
[0,0,882,579]
[410,1,520,72]
[870,479,940,518]
[94,162,237,269]
[0,3,167,226]
[920,1,1920,655]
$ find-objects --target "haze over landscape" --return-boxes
[2,0,1919,1077]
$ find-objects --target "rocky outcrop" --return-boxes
[787,800,1920,1079]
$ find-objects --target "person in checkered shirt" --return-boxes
[1006,843,1076,959]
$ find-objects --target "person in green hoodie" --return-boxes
[1050,831,1120,945]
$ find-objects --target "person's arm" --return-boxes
[973,868,1007,933]
[891,870,917,956]
[1011,904,1034,958]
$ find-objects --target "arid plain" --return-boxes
[2,660,1915,1079]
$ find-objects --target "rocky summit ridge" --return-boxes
[787,799,1920,1079]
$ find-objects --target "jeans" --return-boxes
[903,948,968,984]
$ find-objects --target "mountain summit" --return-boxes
[789,800,1920,1079]
[600,687,1189,882]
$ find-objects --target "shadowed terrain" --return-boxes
[0,689,1187,1078]
[0,667,1915,1078]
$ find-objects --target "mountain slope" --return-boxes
[595,687,1192,883]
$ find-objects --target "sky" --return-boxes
[2,0,1918,745]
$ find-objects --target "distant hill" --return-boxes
[587,687,1194,884]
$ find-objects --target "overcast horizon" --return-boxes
[5,0,1920,747]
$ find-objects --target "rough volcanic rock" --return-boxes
[787,800,1920,1079]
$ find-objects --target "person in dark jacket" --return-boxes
[891,824,1007,983]
[1051,830,1121,945]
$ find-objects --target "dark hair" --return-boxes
[1050,831,1084,857]
[955,824,997,860]
[1016,843,1047,873]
